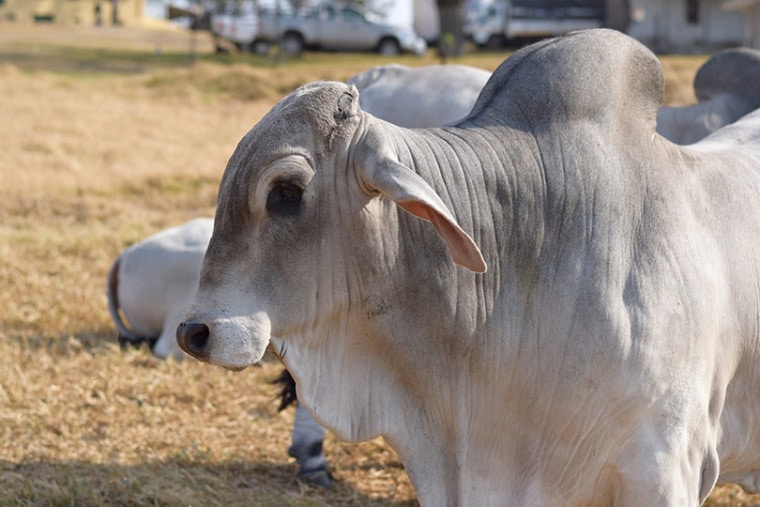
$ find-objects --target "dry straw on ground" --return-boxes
[0,24,756,506]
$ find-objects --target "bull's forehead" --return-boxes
[224,81,362,171]
[214,80,362,232]
[250,80,360,154]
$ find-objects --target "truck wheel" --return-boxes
[281,33,304,56]
[484,34,506,50]
[252,40,270,56]
[377,38,400,56]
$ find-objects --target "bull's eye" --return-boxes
[266,182,303,216]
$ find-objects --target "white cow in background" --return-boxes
[178,29,760,505]
[107,218,212,360]
[657,47,760,145]
[106,62,492,490]
[348,64,491,127]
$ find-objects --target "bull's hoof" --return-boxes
[296,466,334,489]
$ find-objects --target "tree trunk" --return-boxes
[605,0,631,32]
[436,0,465,61]
[111,0,121,25]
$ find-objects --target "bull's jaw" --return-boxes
[177,310,271,371]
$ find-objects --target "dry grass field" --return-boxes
[0,23,756,506]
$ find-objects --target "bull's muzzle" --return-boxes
[176,321,210,360]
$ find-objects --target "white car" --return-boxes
[214,3,426,56]
[210,3,262,52]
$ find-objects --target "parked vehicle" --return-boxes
[210,2,262,52]
[464,0,604,48]
[212,3,427,56]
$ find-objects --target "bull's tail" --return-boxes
[272,368,298,411]
[106,255,154,349]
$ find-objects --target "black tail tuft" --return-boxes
[272,368,298,411]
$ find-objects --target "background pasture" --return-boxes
[0,24,754,506]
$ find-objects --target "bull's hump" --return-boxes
[471,29,664,133]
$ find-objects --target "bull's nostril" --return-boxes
[177,322,210,357]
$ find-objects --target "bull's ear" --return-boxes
[361,158,487,274]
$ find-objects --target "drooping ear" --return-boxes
[361,157,487,274]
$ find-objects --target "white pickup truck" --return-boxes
[210,4,264,53]
[464,0,604,48]
[211,3,427,56]
[211,3,426,56]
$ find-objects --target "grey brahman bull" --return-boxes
[177,28,760,505]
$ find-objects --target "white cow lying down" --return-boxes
[657,46,760,144]
[178,28,760,505]
[107,218,212,360]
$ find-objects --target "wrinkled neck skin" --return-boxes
[271,113,656,504]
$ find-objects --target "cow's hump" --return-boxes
[470,29,664,135]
